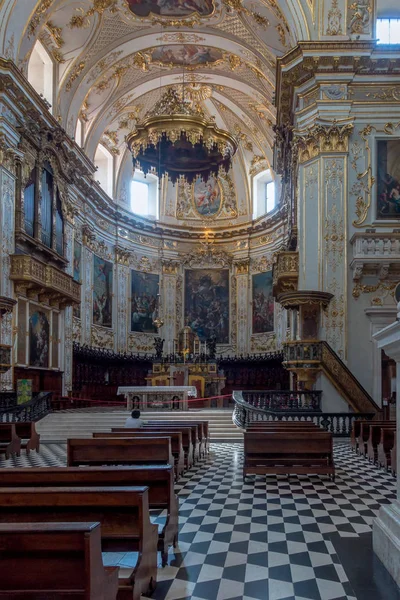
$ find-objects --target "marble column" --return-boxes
[373,316,400,585]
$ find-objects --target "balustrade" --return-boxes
[0,391,52,423]
[232,390,374,437]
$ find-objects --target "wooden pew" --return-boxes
[350,419,363,453]
[246,423,318,430]
[367,423,396,463]
[148,421,209,457]
[0,424,21,459]
[67,437,174,469]
[359,420,394,457]
[377,427,396,471]
[0,464,178,567]
[93,431,184,480]
[243,430,335,480]
[142,423,202,462]
[114,425,195,468]
[392,436,397,476]
[14,422,40,454]
[0,486,158,600]
[0,522,119,599]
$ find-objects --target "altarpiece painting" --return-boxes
[252,271,274,334]
[131,270,159,333]
[185,269,229,343]
[93,255,113,328]
[29,308,50,368]
[377,139,400,219]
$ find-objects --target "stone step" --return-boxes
[36,409,243,443]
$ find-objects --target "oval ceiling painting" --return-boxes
[126,0,214,18]
[193,176,222,217]
[151,45,223,66]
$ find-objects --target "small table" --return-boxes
[117,386,197,411]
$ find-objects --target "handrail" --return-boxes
[233,390,322,412]
[0,391,52,423]
[283,340,380,413]
[320,341,380,412]
[232,390,374,437]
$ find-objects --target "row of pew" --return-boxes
[244,420,335,480]
[0,422,40,458]
[0,418,209,600]
[351,419,396,475]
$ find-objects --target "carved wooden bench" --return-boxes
[244,430,335,480]
[0,486,158,600]
[0,464,178,568]
[0,522,119,599]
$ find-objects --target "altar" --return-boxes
[117,385,197,411]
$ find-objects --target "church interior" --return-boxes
[2,0,400,598]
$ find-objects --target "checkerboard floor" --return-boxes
[1,442,397,600]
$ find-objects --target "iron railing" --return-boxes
[232,390,374,437]
[234,390,322,412]
[0,391,52,423]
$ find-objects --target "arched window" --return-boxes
[94,144,114,197]
[24,167,36,238]
[55,190,64,256]
[253,169,276,219]
[75,119,84,147]
[130,170,159,219]
[27,41,54,111]
[377,18,400,43]
[41,161,54,248]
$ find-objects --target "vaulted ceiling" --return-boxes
[0,0,314,191]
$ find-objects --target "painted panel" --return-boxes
[29,307,50,368]
[131,270,159,333]
[93,255,113,328]
[252,271,274,334]
[376,139,400,219]
[193,176,222,216]
[73,241,82,282]
[184,269,229,343]
[126,0,214,18]
[151,45,222,66]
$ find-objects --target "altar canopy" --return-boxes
[117,385,197,410]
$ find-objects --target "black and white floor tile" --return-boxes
[0,442,397,600]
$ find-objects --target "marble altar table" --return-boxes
[117,385,197,411]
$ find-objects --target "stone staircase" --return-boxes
[36,409,243,443]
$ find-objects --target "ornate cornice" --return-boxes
[277,290,334,310]
[293,121,354,163]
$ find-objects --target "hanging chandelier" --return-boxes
[126,88,237,185]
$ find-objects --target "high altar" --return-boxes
[146,327,226,404]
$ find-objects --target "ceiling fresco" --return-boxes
[126,0,215,18]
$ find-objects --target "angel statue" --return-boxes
[153,337,165,359]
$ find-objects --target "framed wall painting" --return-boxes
[184,269,229,343]
[93,255,113,328]
[376,139,400,219]
[29,307,50,368]
[131,270,160,333]
[252,271,274,334]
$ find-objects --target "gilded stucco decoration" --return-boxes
[294,122,354,164]
[325,0,343,36]
[91,324,115,349]
[350,125,375,227]
[348,0,372,35]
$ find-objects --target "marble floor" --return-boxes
[1,442,398,600]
